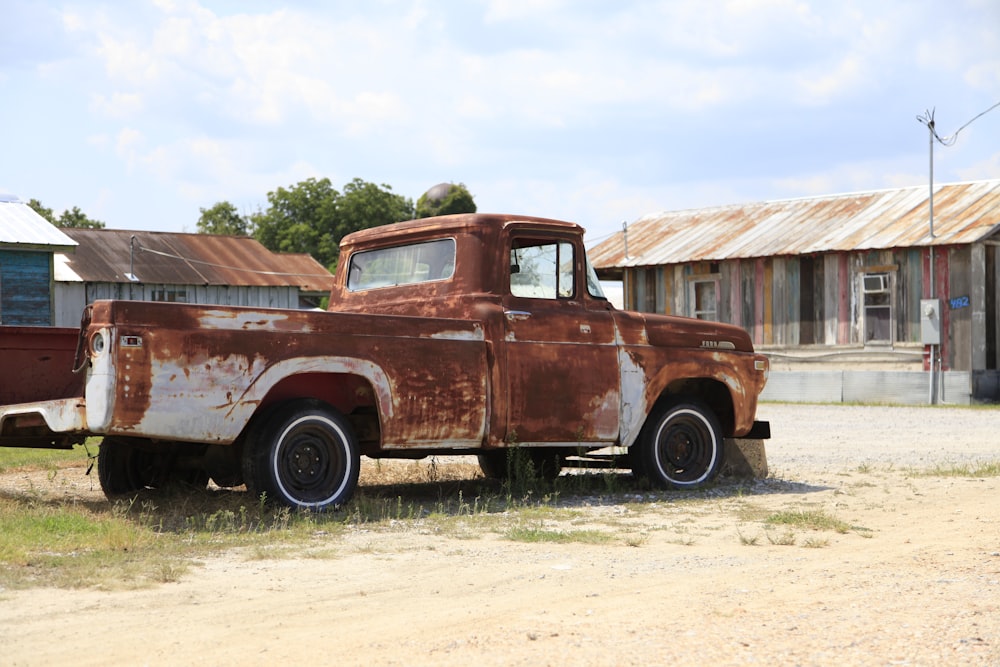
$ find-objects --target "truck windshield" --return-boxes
[347,238,456,291]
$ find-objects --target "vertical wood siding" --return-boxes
[0,250,52,326]
[970,244,987,372]
[727,259,741,328]
[949,246,971,371]
[615,241,998,374]
[823,254,839,345]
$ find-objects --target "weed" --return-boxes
[765,509,851,533]
[503,522,612,545]
[623,533,648,547]
[737,528,759,546]
[914,461,1000,478]
[765,529,796,546]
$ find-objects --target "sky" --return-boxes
[2,0,999,246]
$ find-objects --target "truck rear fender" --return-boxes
[248,371,383,451]
[230,357,393,443]
[115,355,394,445]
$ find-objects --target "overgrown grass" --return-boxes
[735,504,874,548]
[0,443,94,474]
[764,509,852,533]
[0,487,330,590]
[0,456,654,590]
[503,524,613,544]
[0,451,794,591]
[911,461,1000,478]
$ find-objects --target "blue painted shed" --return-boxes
[0,195,77,326]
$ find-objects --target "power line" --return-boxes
[917,100,1000,146]
[135,243,334,278]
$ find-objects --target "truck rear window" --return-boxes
[347,238,456,291]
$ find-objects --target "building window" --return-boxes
[862,271,892,344]
[631,267,665,313]
[689,278,718,321]
[152,288,188,303]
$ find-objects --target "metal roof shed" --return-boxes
[588,180,1000,403]
[0,195,77,325]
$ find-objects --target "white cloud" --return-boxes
[114,128,145,168]
[959,151,1000,180]
[484,0,568,23]
[8,0,997,235]
[90,91,144,118]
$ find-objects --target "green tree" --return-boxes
[251,177,413,270]
[197,201,249,236]
[27,199,105,228]
[251,177,339,267]
[415,182,476,219]
[27,199,56,224]
[57,206,105,229]
[332,178,413,258]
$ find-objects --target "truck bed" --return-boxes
[0,326,84,404]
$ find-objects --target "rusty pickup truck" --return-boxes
[0,213,769,510]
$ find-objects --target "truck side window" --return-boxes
[510,240,574,299]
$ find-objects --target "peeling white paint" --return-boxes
[428,327,484,341]
[617,347,647,447]
[198,309,311,333]
[85,327,115,432]
[0,398,87,434]
[125,354,396,444]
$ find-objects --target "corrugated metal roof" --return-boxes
[589,180,1000,270]
[55,228,335,292]
[0,195,78,251]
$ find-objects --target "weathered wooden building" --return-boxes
[52,229,335,326]
[589,180,1000,404]
[0,195,78,326]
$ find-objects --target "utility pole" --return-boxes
[916,101,1000,404]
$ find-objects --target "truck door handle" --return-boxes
[504,310,531,321]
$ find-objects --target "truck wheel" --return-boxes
[99,437,157,497]
[98,438,209,499]
[242,400,360,511]
[637,401,723,489]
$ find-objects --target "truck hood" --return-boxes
[615,310,757,353]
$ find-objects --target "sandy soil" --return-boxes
[2,403,999,666]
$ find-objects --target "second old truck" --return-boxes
[0,213,770,510]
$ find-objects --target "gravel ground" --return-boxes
[1,403,999,666]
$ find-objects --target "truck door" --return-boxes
[502,236,620,444]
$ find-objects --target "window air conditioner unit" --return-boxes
[862,274,889,293]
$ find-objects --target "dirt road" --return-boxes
[2,403,999,666]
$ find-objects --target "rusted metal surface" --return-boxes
[0,398,87,447]
[589,180,1000,271]
[84,299,490,450]
[0,326,84,404]
[1,213,768,458]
